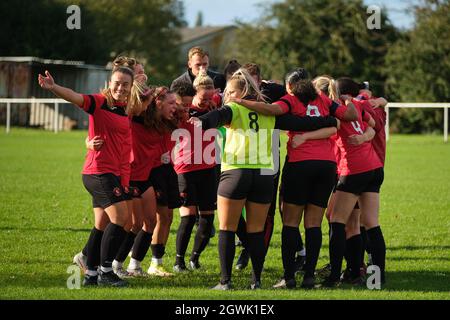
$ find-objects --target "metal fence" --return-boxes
[1,99,449,142]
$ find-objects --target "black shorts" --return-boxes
[281,160,337,208]
[82,173,129,209]
[336,167,384,195]
[150,164,182,209]
[129,178,153,198]
[218,169,274,204]
[332,175,359,209]
[178,167,217,211]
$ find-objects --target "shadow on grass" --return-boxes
[1,268,448,293]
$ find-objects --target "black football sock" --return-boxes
[86,227,103,271]
[131,230,152,262]
[115,231,137,263]
[175,215,196,265]
[151,243,165,260]
[304,227,322,278]
[247,231,266,283]
[263,214,275,255]
[360,226,368,266]
[346,234,362,278]
[282,226,298,280]
[367,226,386,282]
[191,214,214,261]
[329,222,346,281]
[100,223,127,271]
[218,230,235,284]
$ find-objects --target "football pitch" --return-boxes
[0,128,449,300]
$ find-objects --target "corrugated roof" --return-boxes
[180,26,236,44]
[0,56,84,65]
[0,57,110,70]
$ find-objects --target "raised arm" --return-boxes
[38,70,84,107]
[229,98,284,116]
[275,113,338,132]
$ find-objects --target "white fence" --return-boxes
[385,103,449,142]
[1,99,449,142]
[0,98,70,133]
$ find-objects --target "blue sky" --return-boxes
[183,0,418,29]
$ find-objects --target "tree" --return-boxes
[195,11,204,27]
[0,0,186,85]
[385,0,450,133]
[229,0,399,95]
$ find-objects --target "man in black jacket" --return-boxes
[171,46,226,93]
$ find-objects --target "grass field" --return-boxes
[0,128,449,300]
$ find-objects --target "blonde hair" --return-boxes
[102,66,134,110]
[313,75,339,101]
[223,68,266,104]
[193,72,214,91]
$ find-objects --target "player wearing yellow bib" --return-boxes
[189,69,339,290]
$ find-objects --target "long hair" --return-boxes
[313,75,339,101]
[223,68,266,104]
[143,86,176,134]
[101,66,134,109]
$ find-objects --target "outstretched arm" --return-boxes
[189,106,233,130]
[228,98,284,116]
[38,70,84,107]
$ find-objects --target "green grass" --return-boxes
[0,128,449,299]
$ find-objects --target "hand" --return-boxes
[85,136,104,151]
[335,118,341,130]
[38,71,55,90]
[291,134,307,148]
[347,134,366,146]
[188,117,202,128]
[161,151,171,164]
[192,95,200,108]
[227,97,241,104]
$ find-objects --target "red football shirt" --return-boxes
[335,99,383,176]
[360,99,387,165]
[79,94,132,187]
[130,116,165,181]
[173,106,217,174]
[274,93,347,163]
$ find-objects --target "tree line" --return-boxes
[1,0,448,133]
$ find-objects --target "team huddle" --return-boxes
[37,46,387,290]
